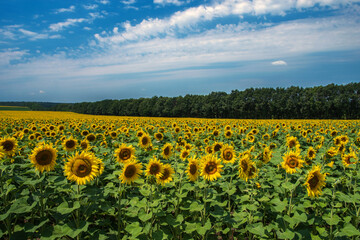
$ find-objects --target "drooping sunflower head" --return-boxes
[62,136,78,152]
[119,160,143,184]
[0,137,18,156]
[64,151,100,185]
[156,164,174,186]
[161,143,173,160]
[30,143,57,173]
[139,134,152,149]
[115,144,136,163]
[200,154,223,181]
[304,165,327,198]
[145,157,164,178]
[187,157,199,182]
[220,144,236,164]
[342,151,358,167]
[281,151,304,174]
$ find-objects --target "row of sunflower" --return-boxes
[0,111,360,239]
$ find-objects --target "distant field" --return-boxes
[0,106,30,111]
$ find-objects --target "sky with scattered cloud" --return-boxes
[1,0,360,102]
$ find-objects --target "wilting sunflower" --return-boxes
[238,155,257,181]
[282,150,304,174]
[139,134,152,148]
[119,160,143,184]
[156,164,174,185]
[62,136,78,152]
[200,154,223,181]
[304,165,327,198]
[0,137,18,156]
[342,151,358,167]
[30,143,57,173]
[64,151,100,185]
[145,157,164,178]
[187,157,199,181]
[114,143,136,163]
[220,144,236,164]
[161,143,173,160]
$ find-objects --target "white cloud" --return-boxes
[154,0,186,6]
[49,18,87,32]
[0,49,28,66]
[97,0,110,4]
[18,29,61,40]
[39,90,45,94]
[271,60,287,66]
[84,4,98,10]
[55,5,75,14]
[122,0,136,4]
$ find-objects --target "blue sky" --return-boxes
[1,0,360,103]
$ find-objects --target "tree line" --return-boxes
[48,82,360,119]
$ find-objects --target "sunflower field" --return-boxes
[1,111,360,240]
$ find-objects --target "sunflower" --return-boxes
[161,143,173,160]
[220,144,236,164]
[139,134,152,148]
[110,131,117,139]
[304,165,327,198]
[0,137,18,156]
[62,136,78,152]
[259,146,272,164]
[119,160,143,184]
[154,132,164,141]
[213,142,223,152]
[305,147,316,164]
[80,140,90,151]
[30,143,57,173]
[224,130,233,138]
[64,151,100,185]
[81,130,89,136]
[156,164,174,185]
[286,136,299,149]
[325,147,338,158]
[86,133,96,142]
[342,151,358,167]
[281,150,304,174]
[238,155,257,181]
[180,149,190,161]
[187,157,199,181]
[200,154,223,181]
[262,134,270,141]
[213,130,219,137]
[205,145,213,154]
[145,157,164,178]
[114,143,136,163]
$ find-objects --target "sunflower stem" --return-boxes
[76,184,82,240]
[117,182,124,240]
[202,180,208,226]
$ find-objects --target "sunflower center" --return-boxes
[288,140,296,148]
[189,164,197,175]
[66,140,75,149]
[75,159,91,177]
[164,147,170,156]
[160,168,170,180]
[150,164,160,175]
[81,142,88,149]
[308,151,314,158]
[241,160,248,172]
[2,141,14,151]
[182,151,189,158]
[288,158,298,168]
[124,165,136,178]
[248,165,256,177]
[214,144,221,152]
[223,150,233,160]
[119,149,131,160]
[35,150,53,166]
[308,174,319,189]
[142,137,149,145]
[87,135,95,142]
[205,162,217,175]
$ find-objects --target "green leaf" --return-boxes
[185,222,199,234]
[338,223,360,237]
[56,201,80,215]
[139,188,150,197]
[197,220,212,236]
[125,222,143,237]
[247,223,266,237]
[138,210,152,222]
[277,229,295,239]
[24,219,49,233]
[189,201,203,212]
[323,214,341,226]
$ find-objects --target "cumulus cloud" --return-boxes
[154,0,186,6]
[49,18,87,32]
[0,49,28,66]
[55,5,75,14]
[83,4,98,10]
[271,60,287,66]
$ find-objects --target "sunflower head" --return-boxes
[220,144,236,164]
[154,132,164,141]
[304,165,327,198]
[80,140,90,151]
[145,157,164,178]
[115,144,136,163]
[139,134,152,149]
[213,142,223,152]
[342,151,358,167]
[180,149,190,161]
[286,136,299,149]
[30,143,57,173]
[156,164,174,186]
[86,133,96,142]
[62,136,78,152]
[281,151,304,174]
[238,155,257,181]
[64,151,100,185]
[200,154,223,181]
[0,137,18,156]
[119,160,143,184]
[187,157,199,182]
[161,143,173,160]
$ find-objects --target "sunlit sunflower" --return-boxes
[139,134,152,148]
[305,147,316,164]
[342,151,358,167]
[30,143,57,173]
[325,147,338,159]
[259,146,272,164]
[286,136,300,149]
[200,154,223,181]
[186,157,199,181]
[156,164,174,186]
[119,160,143,184]
[281,150,304,174]
[213,142,223,152]
[80,140,91,151]
[220,144,236,164]
[161,143,173,160]
[81,130,89,136]
[114,143,136,163]
[62,136,78,152]
[304,165,327,198]
[64,151,100,185]
[262,134,270,141]
[0,137,18,156]
[154,132,164,141]
[145,157,164,178]
[86,133,96,142]
[205,145,213,154]
[180,149,190,161]
[238,155,257,181]
[224,130,233,138]
[213,129,220,137]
